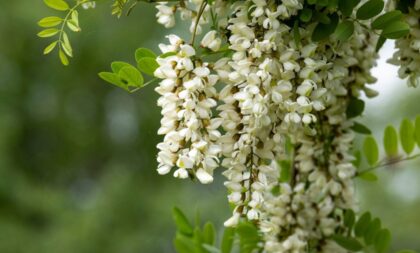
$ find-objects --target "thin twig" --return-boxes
[190,0,208,45]
[357,153,420,175]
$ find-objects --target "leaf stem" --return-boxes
[357,153,420,175]
[190,0,208,45]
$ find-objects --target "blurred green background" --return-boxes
[0,1,419,252]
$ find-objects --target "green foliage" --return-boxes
[334,20,355,41]
[236,222,261,253]
[415,116,420,147]
[332,235,364,251]
[384,125,399,157]
[98,48,159,92]
[347,98,365,118]
[363,136,379,166]
[172,208,242,253]
[38,0,92,65]
[352,122,372,135]
[400,118,415,155]
[356,0,384,20]
[334,211,405,253]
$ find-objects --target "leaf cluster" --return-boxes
[172,208,261,253]
[98,48,159,92]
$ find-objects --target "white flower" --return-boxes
[196,169,214,184]
[201,31,222,51]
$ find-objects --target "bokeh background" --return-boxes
[0,1,419,252]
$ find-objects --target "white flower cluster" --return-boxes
[389,1,420,87]
[152,0,380,252]
[154,35,221,184]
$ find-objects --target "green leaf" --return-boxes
[356,0,384,20]
[67,20,81,32]
[300,8,313,22]
[137,57,159,76]
[363,136,379,166]
[135,48,157,62]
[382,21,410,39]
[237,222,260,253]
[202,222,216,245]
[312,13,339,42]
[383,125,399,157]
[334,20,354,41]
[202,244,221,253]
[279,160,291,183]
[375,35,387,52]
[59,49,69,66]
[61,32,73,57]
[98,72,128,91]
[174,233,198,253]
[331,235,363,251]
[364,218,381,245]
[338,0,361,16]
[415,116,420,147]
[358,172,378,182]
[344,209,356,231]
[352,150,362,168]
[37,28,59,38]
[372,10,403,29]
[43,41,58,55]
[160,51,177,58]
[346,98,365,118]
[119,66,143,87]
[111,61,132,73]
[351,122,372,135]
[355,212,371,237]
[38,16,62,27]
[400,118,415,155]
[221,227,235,253]
[374,229,391,253]
[173,207,194,236]
[44,0,70,11]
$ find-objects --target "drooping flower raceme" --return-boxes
[150,0,406,252]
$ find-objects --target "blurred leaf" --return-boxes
[174,233,198,253]
[358,172,378,182]
[382,21,410,39]
[363,136,379,166]
[346,98,365,118]
[372,10,403,30]
[43,41,58,55]
[278,160,291,183]
[202,222,216,245]
[351,122,372,135]
[338,0,361,16]
[383,125,399,157]
[62,32,73,57]
[334,20,354,41]
[237,222,260,253]
[98,72,127,91]
[135,48,157,62]
[44,0,70,11]
[331,235,363,251]
[356,0,384,20]
[173,207,194,236]
[344,209,356,231]
[203,244,221,253]
[299,8,312,22]
[59,49,69,66]
[119,65,143,87]
[38,16,63,27]
[111,61,132,73]
[221,227,235,253]
[364,218,381,245]
[312,13,338,41]
[355,212,371,237]
[414,116,420,147]
[374,229,391,253]
[400,118,415,155]
[137,57,159,76]
[37,28,59,38]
